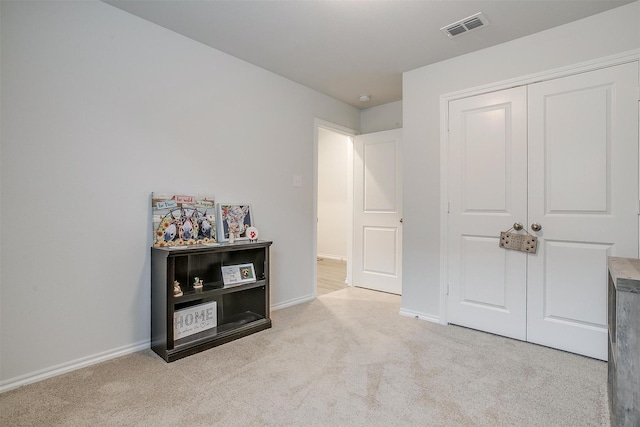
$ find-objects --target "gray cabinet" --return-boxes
[607,257,640,426]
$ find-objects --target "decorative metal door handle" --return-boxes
[513,222,523,231]
[531,223,542,232]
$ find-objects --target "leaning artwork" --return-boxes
[217,204,253,242]
[152,193,217,247]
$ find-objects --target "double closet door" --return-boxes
[447,62,638,360]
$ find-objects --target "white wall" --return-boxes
[402,2,640,319]
[317,128,349,260]
[360,101,402,134]
[0,0,359,387]
[0,0,3,377]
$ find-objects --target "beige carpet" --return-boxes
[0,287,609,426]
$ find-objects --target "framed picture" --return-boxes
[152,193,217,247]
[221,263,256,286]
[217,204,253,242]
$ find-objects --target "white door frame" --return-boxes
[439,49,640,325]
[313,118,358,297]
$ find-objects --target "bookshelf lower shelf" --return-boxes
[165,316,271,362]
[173,311,265,349]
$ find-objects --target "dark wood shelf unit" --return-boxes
[151,241,272,362]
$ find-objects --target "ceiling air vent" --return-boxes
[441,12,490,38]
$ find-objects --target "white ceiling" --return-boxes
[103,0,634,109]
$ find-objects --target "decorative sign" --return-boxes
[246,226,259,242]
[152,193,217,247]
[221,263,256,286]
[173,301,217,340]
[174,195,195,204]
[156,200,178,210]
[499,231,538,253]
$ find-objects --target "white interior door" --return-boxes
[353,129,402,294]
[447,87,528,340]
[526,62,639,360]
[447,62,639,360]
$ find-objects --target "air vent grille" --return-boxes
[463,17,484,30]
[447,24,467,37]
[441,12,490,38]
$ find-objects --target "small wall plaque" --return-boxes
[499,231,538,253]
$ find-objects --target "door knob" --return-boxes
[531,223,542,232]
[513,222,523,231]
[400,218,403,223]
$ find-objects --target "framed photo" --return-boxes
[152,193,217,247]
[217,204,253,242]
[221,263,256,286]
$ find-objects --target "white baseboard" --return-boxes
[399,308,440,324]
[0,339,150,393]
[271,294,315,311]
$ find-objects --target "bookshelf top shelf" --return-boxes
[152,240,272,256]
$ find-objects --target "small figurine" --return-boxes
[228,225,237,243]
[193,277,203,289]
[173,281,183,297]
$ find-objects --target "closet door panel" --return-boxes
[447,87,528,340]
[527,62,639,360]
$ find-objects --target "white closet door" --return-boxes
[527,62,639,360]
[447,87,528,340]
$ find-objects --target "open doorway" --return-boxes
[314,121,355,296]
